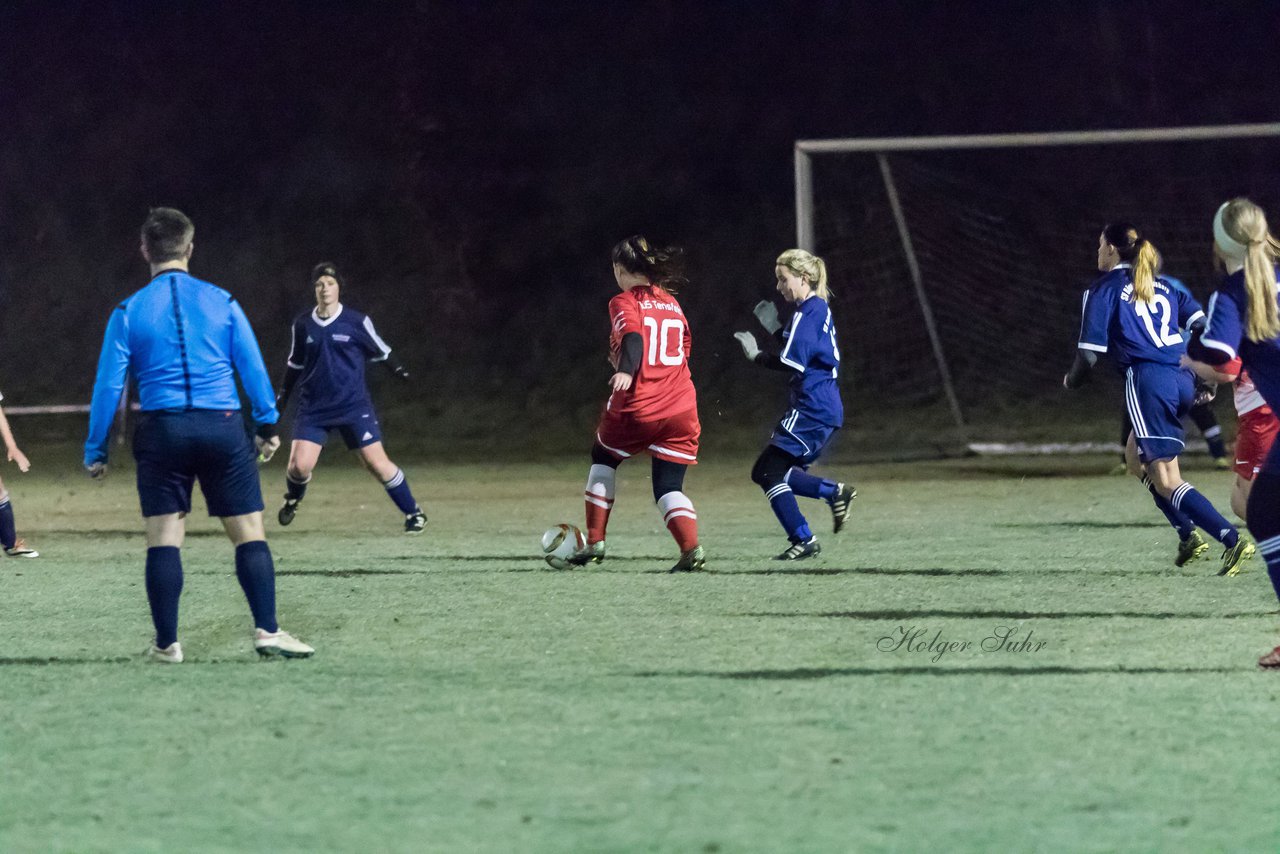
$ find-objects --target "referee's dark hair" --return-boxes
[141,208,194,263]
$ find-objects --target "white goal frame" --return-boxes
[794,122,1280,440]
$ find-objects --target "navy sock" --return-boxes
[1203,425,1226,460]
[0,497,16,549]
[145,546,183,648]
[1143,478,1194,539]
[382,468,419,515]
[1247,471,1280,602]
[1170,483,1238,546]
[234,541,278,633]
[764,483,813,542]
[786,468,838,502]
[285,472,310,501]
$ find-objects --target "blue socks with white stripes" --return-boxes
[765,482,813,543]
[382,468,419,515]
[1142,477,1194,540]
[1169,482,1238,547]
[786,468,839,502]
[145,546,183,648]
[235,541,279,633]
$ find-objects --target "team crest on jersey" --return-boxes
[333,334,351,342]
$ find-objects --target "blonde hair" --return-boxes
[1216,198,1280,342]
[1102,223,1159,306]
[775,248,830,300]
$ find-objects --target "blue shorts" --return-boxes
[293,409,382,450]
[769,408,839,466]
[133,410,265,518]
[1125,362,1194,463]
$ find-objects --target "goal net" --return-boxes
[798,124,1280,455]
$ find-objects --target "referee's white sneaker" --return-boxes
[5,538,38,557]
[146,642,184,663]
[254,628,315,658]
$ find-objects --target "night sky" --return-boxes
[2,1,1278,438]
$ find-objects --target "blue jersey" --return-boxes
[1078,266,1205,368]
[286,304,392,423]
[778,295,843,427]
[1201,266,1280,411]
[85,269,277,467]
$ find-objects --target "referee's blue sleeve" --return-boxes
[229,300,279,426]
[84,307,130,466]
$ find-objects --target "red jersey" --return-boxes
[607,284,697,421]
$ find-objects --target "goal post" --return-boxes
[795,123,1280,452]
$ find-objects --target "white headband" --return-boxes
[1214,201,1249,261]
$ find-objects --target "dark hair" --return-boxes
[141,207,194,263]
[1101,221,1160,304]
[610,235,688,292]
[310,261,345,289]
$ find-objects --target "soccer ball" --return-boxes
[541,523,585,569]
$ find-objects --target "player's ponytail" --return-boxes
[1102,222,1160,306]
[1215,198,1280,342]
[611,235,689,293]
[775,249,831,301]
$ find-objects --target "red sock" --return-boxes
[657,492,698,552]
[585,494,613,545]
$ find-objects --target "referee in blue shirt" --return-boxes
[85,208,313,662]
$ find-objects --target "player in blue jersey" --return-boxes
[1184,198,1280,667]
[734,249,856,560]
[85,208,313,662]
[274,263,425,534]
[1064,222,1252,576]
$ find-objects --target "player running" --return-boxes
[275,263,426,534]
[1181,355,1279,522]
[568,236,704,573]
[85,207,312,662]
[1064,222,1252,576]
[1183,198,1280,667]
[733,248,856,561]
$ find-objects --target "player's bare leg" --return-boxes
[357,442,426,533]
[280,439,322,525]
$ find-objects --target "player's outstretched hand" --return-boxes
[734,331,760,361]
[609,371,633,393]
[8,447,30,473]
[86,462,107,479]
[255,434,281,464]
[753,300,782,334]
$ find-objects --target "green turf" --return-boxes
[2,448,1279,852]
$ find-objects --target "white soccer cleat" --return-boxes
[5,538,38,557]
[254,628,315,658]
[146,642,184,663]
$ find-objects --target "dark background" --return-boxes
[2,1,1278,454]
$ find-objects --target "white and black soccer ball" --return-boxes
[541,523,585,569]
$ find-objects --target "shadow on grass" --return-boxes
[0,657,136,665]
[709,567,1005,577]
[998,520,1165,529]
[736,609,1271,619]
[632,665,1248,679]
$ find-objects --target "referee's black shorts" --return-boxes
[133,410,264,518]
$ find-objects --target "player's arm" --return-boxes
[228,300,281,461]
[277,319,305,409]
[0,399,30,473]
[1180,353,1239,385]
[733,332,791,372]
[359,315,409,380]
[1064,287,1108,389]
[608,296,644,392]
[1186,290,1241,366]
[84,306,131,473]
[1176,287,1206,334]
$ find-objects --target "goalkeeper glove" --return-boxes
[753,300,782,334]
[733,331,761,361]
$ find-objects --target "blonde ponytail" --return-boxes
[1217,198,1280,342]
[1130,240,1159,305]
[775,248,831,300]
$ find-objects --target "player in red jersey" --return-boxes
[568,236,704,573]
[1182,354,1280,522]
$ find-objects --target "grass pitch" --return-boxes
[2,448,1279,852]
